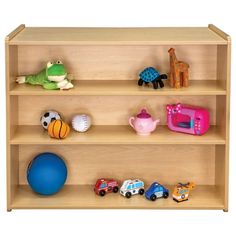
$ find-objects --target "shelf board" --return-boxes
[10,80,226,96]
[11,125,225,145]
[9,27,227,45]
[11,185,224,209]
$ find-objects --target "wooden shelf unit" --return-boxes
[6,24,231,211]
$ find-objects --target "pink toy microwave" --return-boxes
[166,103,210,135]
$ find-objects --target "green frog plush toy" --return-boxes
[16,60,74,90]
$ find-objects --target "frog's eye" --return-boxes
[56,60,62,64]
[47,61,53,68]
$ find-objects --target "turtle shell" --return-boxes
[139,67,160,82]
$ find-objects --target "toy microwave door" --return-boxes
[166,104,210,135]
[166,104,194,134]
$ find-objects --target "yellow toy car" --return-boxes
[172,182,195,202]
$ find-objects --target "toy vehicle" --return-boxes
[120,179,145,198]
[145,182,169,201]
[172,182,195,202]
[94,178,119,196]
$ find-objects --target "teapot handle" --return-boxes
[129,117,135,129]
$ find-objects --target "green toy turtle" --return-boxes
[16,60,74,90]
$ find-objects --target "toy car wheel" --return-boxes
[99,190,106,197]
[113,186,119,193]
[125,192,132,198]
[138,188,145,195]
[163,192,169,199]
[150,194,157,201]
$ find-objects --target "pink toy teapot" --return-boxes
[129,109,160,135]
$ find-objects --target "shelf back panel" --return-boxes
[17,45,217,81]
[19,145,215,185]
[18,95,216,126]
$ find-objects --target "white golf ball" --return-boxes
[72,114,91,132]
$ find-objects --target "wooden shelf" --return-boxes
[11,185,224,209]
[11,125,225,145]
[10,80,226,96]
[6,25,230,211]
[8,27,227,45]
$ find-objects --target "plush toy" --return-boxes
[16,60,74,90]
[72,114,92,132]
[48,120,70,139]
[138,67,167,89]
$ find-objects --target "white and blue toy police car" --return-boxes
[120,179,145,198]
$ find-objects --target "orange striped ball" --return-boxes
[48,120,70,139]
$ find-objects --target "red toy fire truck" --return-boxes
[94,178,119,196]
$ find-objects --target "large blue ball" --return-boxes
[27,152,67,195]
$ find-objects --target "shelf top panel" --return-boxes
[11,125,225,145]
[8,27,228,45]
[10,80,226,96]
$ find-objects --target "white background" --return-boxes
[0,0,235,235]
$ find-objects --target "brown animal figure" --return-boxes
[168,48,189,88]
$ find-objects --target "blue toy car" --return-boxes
[145,182,169,201]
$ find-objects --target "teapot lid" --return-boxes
[137,109,151,118]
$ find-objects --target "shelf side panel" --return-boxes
[7,145,19,210]
[6,40,19,211]
[215,38,231,211]
[215,145,227,210]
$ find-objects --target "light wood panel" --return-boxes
[6,24,25,41]
[209,24,230,41]
[215,145,226,208]
[11,125,225,145]
[18,95,216,125]
[7,47,18,90]
[217,45,227,89]
[19,145,215,185]
[9,27,227,45]
[216,96,226,138]
[6,29,21,211]
[10,80,226,96]
[9,97,18,137]
[11,185,224,209]
[7,146,19,211]
[17,45,217,81]
[213,26,231,211]
[224,40,231,211]
[6,25,230,210]
[19,144,215,185]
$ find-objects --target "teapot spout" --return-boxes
[152,119,160,131]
